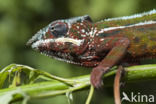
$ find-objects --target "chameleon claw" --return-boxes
[90,66,109,89]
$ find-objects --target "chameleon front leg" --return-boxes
[91,37,130,88]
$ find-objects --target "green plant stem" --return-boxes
[85,85,94,104]
[1,64,156,102]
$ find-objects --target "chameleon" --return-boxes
[27,9,156,95]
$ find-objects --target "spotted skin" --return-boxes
[27,10,156,88]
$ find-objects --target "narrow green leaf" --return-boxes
[0,88,29,104]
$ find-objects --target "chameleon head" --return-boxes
[27,15,93,59]
[26,20,69,49]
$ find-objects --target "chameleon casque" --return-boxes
[27,9,156,100]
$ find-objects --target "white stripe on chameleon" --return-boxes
[31,39,55,49]
[55,37,84,46]
[105,9,156,21]
[32,37,84,49]
[98,20,156,33]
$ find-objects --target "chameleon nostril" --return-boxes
[26,36,39,46]
[26,39,34,46]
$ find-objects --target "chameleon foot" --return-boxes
[90,66,109,89]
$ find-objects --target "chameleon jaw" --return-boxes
[29,37,85,65]
[31,39,55,50]
[38,47,82,65]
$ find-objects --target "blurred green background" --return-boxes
[1,0,156,104]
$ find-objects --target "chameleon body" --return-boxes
[27,9,156,88]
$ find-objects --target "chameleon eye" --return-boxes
[51,26,55,31]
[50,22,68,38]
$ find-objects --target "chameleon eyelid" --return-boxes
[50,26,55,31]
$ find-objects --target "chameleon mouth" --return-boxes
[41,50,82,65]
[30,39,54,51]
[29,37,84,51]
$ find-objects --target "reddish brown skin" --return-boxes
[27,14,156,89]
